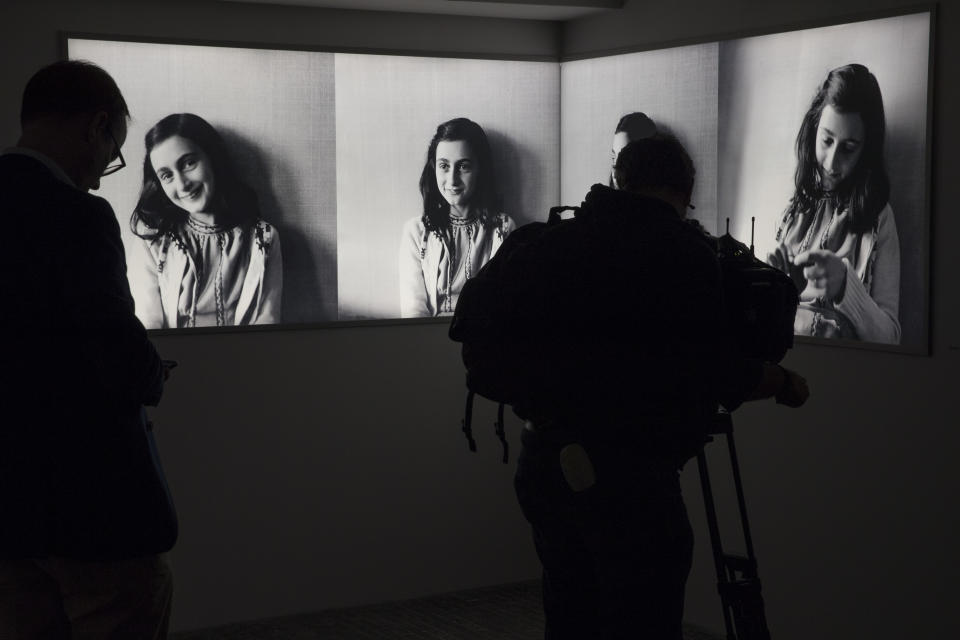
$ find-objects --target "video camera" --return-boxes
[708,217,799,364]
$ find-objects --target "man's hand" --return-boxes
[775,366,809,408]
[161,359,178,382]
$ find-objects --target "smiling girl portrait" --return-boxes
[767,64,900,344]
[128,113,282,329]
[398,117,514,318]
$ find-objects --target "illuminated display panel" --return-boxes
[66,8,931,352]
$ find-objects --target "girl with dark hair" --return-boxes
[399,117,513,317]
[609,111,656,187]
[128,113,282,328]
[768,64,901,343]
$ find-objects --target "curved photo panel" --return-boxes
[67,8,931,353]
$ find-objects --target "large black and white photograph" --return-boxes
[560,42,719,233]
[718,12,931,350]
[67,38,338,328]
[66,9,931,350]
[333,53,559,320]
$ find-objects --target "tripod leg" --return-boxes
[722,430,772,640]
[696,446,736,640]
[726,430,757,564]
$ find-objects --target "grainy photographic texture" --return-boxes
[68,10,930,351]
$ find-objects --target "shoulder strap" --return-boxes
[459,390,510,464]
[494,402,508,464]
[461,390,477,453]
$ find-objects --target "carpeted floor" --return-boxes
[170,580,723,639]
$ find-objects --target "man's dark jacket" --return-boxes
[0,153,177,559]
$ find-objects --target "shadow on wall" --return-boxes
[486,127,544,226]
[219,127,335,325]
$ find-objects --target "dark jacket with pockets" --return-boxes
[0,152,177,560]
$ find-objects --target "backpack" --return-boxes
[448,205,576,463]
[449,192,799,462]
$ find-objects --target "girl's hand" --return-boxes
[767,243,807,294]
[793,249,847,301]
[766,245,789,272]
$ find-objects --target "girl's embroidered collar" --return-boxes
[186,215,228,235]
[449,213,478,228]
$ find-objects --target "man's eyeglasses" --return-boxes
[102,128,126,177]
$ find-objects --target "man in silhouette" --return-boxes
[0,60,177,638]
[513,133,808,639]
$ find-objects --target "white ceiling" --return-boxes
[218,0,623,21]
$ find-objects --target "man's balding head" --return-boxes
[613,133,695,216]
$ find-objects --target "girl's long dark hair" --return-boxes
[131,113,260,240]
[418,117,502,234]
[788,64,890,234]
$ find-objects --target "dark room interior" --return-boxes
[1,0,957,638]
